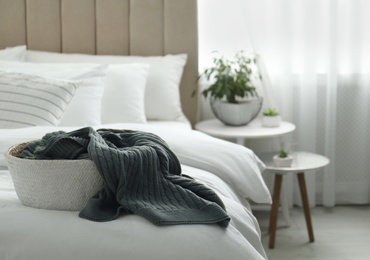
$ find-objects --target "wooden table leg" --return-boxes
[269,174,283,249]
[297,172,315,242]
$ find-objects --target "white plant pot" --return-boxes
[273,154,293,167]
[262,115,281,127]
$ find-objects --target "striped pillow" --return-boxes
[0,70,78,128]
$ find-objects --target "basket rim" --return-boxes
[6,142,93,163]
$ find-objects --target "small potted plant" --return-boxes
[198,51,263,126]
[262,107,281,127]
[273,149,293,167]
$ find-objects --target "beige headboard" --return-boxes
[0,0,199,125]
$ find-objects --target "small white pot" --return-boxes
[262,115,281,127]
[273,154,293,167]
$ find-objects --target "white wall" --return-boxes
[198,0,255,70]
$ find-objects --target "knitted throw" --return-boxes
[20,127,230,227]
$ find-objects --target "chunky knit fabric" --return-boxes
[20,127,230,227]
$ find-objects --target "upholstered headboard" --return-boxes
[0,0,199,125]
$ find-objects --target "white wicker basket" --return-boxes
[4,143,104,211]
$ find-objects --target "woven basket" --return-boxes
[5,143,104,211]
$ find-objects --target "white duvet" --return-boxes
[0,123,270,260]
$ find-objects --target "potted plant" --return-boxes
[273,149,293,167]
[198,51,263,126]
[262,107,281,127]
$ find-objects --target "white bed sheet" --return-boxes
[0,123,270,260]
[147,118,192,130]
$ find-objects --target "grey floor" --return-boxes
[253,206,370,260]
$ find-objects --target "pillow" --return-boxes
[0,45,26,61]
[101,63,149,124]
[0,61,107,126]
[0,70,78,128]
[26,50,188,121]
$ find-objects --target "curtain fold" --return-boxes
[199,0,370,206]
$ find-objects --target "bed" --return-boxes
[0,1,271,259]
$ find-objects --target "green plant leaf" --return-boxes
[197,50,261,102]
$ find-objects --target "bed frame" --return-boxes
[0,0,199,125]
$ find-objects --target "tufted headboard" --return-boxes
[0,0,199,125]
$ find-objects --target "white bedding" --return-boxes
[0,123,270,260]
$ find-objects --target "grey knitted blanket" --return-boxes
[20,127,230,227]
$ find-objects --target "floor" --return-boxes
[253,206,370,260]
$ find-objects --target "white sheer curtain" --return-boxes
[198,0,370,206]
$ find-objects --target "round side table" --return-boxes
[258,151,330,249]
[194,118,296,145]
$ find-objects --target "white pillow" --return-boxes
[0,70,78,128]
[0,45,26,61]
[0,61,107,126]
[26,50,187,121]
[101,63,149,124]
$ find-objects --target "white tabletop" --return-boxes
[258,151,330,174]
[195,118,296,139]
